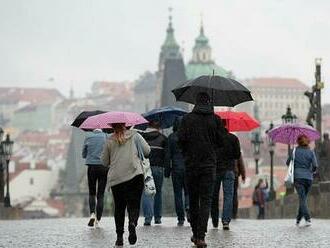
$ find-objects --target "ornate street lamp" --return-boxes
[251,131,263,174]
[281,106,297,155]
[0,127,4,203]
[266,122,276,201]
[2,134,13,207]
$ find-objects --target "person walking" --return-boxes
[165,116,189,226]
[253,179,268,219]
[141,121,168,225]
[82,128,108,228]
[232,154,246,219]
[101,123,150,247]
[211,128,241,230]
[178,92,225,248]
[286,134,318,226]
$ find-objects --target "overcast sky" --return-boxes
[0,0,330,102]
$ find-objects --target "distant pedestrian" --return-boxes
[82,129,108,228]
[253,179,268,219]
[101,123,150,246]
[286,134,318,226]
[232,155,246,219]
[165,116,189,226]
[178,92,225,248]
[211,128,241,230]
[141,121,168,225]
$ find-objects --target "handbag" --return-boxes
[134,135,156,196]
[285,148,296,188]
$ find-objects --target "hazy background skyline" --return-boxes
[1,0,330,102]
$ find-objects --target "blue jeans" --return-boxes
[142,166,164,223]
[211,170,235,224]
[294,178,312,221]
[172,170,189,222]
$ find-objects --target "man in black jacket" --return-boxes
[178,92,225,248]
[141,121,168,225]
[211,126,241,230]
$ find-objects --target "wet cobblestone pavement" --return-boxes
[1,218,329,248]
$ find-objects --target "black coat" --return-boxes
[141,129,168,167]
[216,132,241,175]
[178,105,225,169]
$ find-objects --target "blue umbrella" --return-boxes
[139,106,187,129]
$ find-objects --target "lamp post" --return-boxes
[2,134,13,207]
[251,131,263,174]
[0,127,4,203]
[281,106,297,156]
[266,122,276,201]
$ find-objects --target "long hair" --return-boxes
[297,134,310,148]
[255,179,263,190]
[112,123,126,145]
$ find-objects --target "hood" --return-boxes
[142,128,162,140]
[124,129,137,140]
[193,92,214,114]
[192,104,214,114]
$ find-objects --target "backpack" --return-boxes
[252,189,259,205]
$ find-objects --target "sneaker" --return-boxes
[305,219,312,227]
[190,236,197,245]
[196,239,207,248]
[115,236,123,247]
[95,219,100,228]
[143,222,151,226]
[128,223,137,245]
[177,220,184,226]
[222,222,230,230]
[295,220,300,227]
[155,219,162,224]
[87,213,96,227]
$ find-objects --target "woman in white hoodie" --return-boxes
[101,123,150,247]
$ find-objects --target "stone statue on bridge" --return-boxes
[319,133,330,181]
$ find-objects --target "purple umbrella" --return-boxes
[267,123,320,145]
[79,111,148,129]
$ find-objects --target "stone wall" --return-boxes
[0,206,23,220]
[239,181,330,219]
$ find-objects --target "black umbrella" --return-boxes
[71,110,106,128]
[172,75,253,107]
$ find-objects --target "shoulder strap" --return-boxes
[134,134,145,160]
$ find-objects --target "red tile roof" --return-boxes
[245,77,309,90]
[0,87,64,105]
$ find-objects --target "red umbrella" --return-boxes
[215,111,260,132]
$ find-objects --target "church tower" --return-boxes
[186,20,231,80]
[158,8,182,72]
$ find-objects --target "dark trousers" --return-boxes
[186,167,215,240]
[87,165,109,221]
[294,178,312,221]
[257,205,265,219]
[172,170,189,222]
[111,174,144,236]
[232,176,239,219]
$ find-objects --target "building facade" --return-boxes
[238,77,310,123]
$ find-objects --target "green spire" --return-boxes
[162,8,179,49]
[195,19,209,47]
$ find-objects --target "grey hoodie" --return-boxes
[101,129,150,187]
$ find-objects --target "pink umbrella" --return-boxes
[79,111,148,129]
[267,123,320,145]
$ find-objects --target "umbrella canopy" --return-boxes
[215,111,260,132]
[267,123,320,145]
[141,106,187,129]
[172,75,253,106]
[71,110,106,127]
[79,111,148,129]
